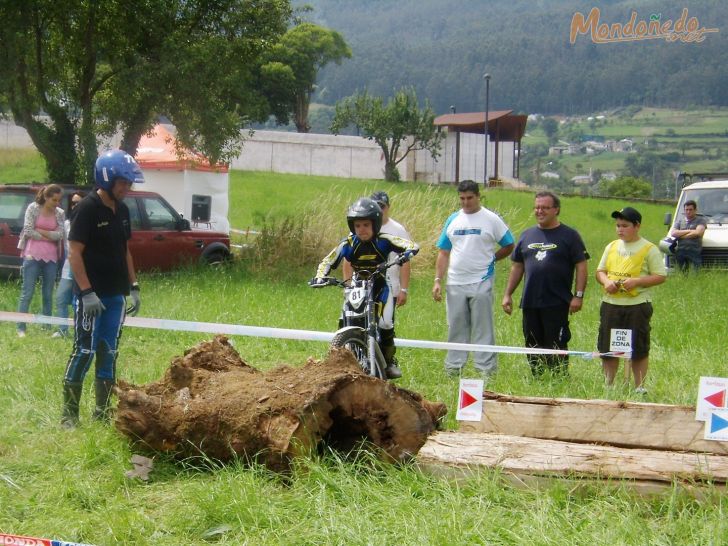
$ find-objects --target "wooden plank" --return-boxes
[420,460,727,499]
[458,392,728,455]
[418,431,728,484]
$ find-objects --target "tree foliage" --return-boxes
[0,0,292,184]
[622,151,674,198]
[330,88,443,181]
[541,118,559,146]
[600,176,653,199]
[262,22,351,133]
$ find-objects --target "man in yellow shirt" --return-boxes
[595,207,666,394]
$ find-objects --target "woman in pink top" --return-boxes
[16,184,66,337]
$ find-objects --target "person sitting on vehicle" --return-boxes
[312,197,419,379]
[670,200,707,272]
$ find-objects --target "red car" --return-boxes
[0,185,231,277]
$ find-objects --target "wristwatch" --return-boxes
[575,290,584,298]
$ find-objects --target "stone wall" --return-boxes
[1,122,520,184]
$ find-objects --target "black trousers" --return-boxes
[522,304,571,375]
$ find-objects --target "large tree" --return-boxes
[0,0,292,184]
[261,22,351,133]
[330,87,443,181]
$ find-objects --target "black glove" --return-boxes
[309,277,327,287]
[81,291,105,317]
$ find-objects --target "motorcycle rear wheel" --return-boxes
[331,328,387,379]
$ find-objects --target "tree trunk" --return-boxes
[384,162,400,182]
[13,107,77,184]
[120,107,155,158]
[294,92,311,133]
[114,336,446,471]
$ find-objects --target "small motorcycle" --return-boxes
[309,255,410,380]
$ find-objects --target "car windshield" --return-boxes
[0,192,32,227]
[679,188,728,224]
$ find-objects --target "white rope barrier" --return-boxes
[0,311,624,359]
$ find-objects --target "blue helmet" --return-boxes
[94,150,145,191]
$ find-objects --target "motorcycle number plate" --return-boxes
[346,287,366,307]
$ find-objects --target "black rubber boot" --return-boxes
[381,345,402,379]
[61,382,83,429]
[92,378,115,422]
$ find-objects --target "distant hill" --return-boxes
[300,0,728,115]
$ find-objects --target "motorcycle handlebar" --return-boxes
[310,252,411,287]
[308,277,344,288]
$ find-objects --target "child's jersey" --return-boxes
[316,233,419,279]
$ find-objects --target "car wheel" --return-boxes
[203,250,229,266]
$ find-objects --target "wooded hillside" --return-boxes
[302,0,728,115]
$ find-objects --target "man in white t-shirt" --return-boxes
[371,191,412,306]
[343,191,413,376]
[432,180,515,377]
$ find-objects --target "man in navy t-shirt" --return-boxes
[61,150,143,428]
[501,191,588,376]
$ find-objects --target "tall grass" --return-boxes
[0,148,46,183]
[2,172,728,545]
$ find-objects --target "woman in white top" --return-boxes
[53,191,85,338]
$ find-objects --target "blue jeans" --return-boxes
[64,294,126,383]
[676,248,702,272]
[17,258,58,333]
[55,277,75,334]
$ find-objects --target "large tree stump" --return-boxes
[114,336,446,471]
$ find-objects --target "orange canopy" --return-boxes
[135,124,229,173]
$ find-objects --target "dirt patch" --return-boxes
[114,336,447,471]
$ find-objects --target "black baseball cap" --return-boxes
[370,191,390,207]
[611,207,642,224]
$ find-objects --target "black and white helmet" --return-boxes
[658,236,678,255]
[347,197,383,235]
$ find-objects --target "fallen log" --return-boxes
[418,431,728,494]
[114,336,446,471]
[459,392,726,455]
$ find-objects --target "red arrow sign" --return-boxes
[705,389,726,408]
[459,389,478,409]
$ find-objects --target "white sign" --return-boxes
[695,376,728,421]
[456,379,484,422]
[705,409,728,442]
[609,328,632,356]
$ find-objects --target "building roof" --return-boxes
[434,110,527,141]
[135,124,228,173]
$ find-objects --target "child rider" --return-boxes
[312,197,418,379]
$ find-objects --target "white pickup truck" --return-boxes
[663,173,728,269]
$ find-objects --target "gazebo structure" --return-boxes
[433,111,527,184]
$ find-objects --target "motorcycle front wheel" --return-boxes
[330,327,387,379]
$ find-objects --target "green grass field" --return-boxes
[2,166,728,544]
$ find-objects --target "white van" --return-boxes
[663,173,728,269]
